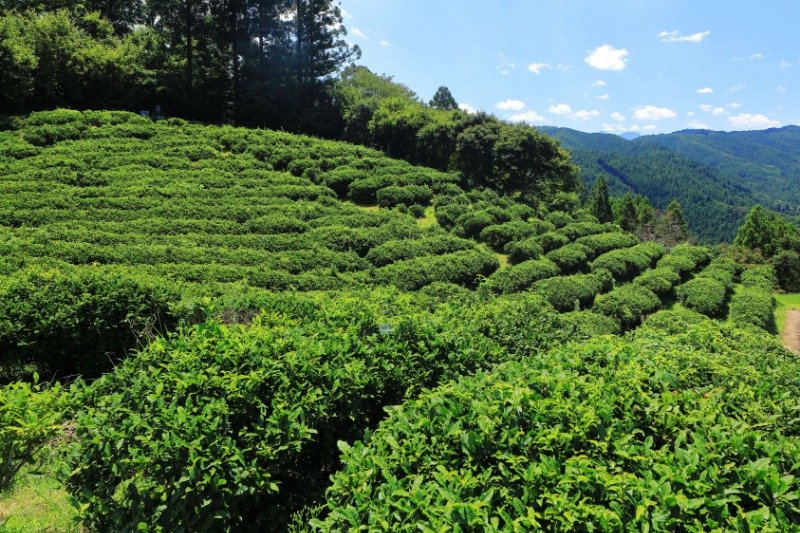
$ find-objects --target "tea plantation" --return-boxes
[0,110,795,531]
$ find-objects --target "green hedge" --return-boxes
[591,243,665,282]
[503,237,544,264]
[376,185,433,208]
[484,259,560,294]
[530,272,609,312]
[592,284,661,330]
[740,265,778,291]
[314,320,800,531]
[365,235,476,267]
[532,231,570,253]
[729,287,776,330]
[633,267,682,297]
[545,243,591,274]
[374,249,499,291]
[574,232,638,259]
[676,277,727,317]
[479,220,553,251]
[558,221,617,241]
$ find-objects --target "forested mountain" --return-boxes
[541,125,800,242]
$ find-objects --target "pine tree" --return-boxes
[660,199,689,245]
[429,86,457,110]
[588,176,613,223]
[617,193,638,232]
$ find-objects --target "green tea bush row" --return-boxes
[729,287,776,330]
[66,291,575,531]
[479,219,554,251]
[365,234,477,267]
[375,184,433,207]
[592,283,661,330]
[591,242,665,282]
[676,277,728,317]
[530,270,613,312]
[373,249,499,291]
[503,237,544,264]
[557,220,616,241]
[545,242,591,273]
[314,317,800,531]
[632,266,682,297]
[484,258,561,294]
[574,231,638,259]
[740,265,778,291]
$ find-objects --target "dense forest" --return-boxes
[541,125,800,242]
[3,2,800,531]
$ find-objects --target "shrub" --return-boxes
[593,284,661,330]
[591,246,654,282]
[365,235,475,267]
[376,185,432,208]
[544,210,574,228]
[633,267,681,296]
[740,265,778,291]
[374,250,499,291]
[670,244,712,267]
[0,266,183,380]
[530,273,606,312]
[479,220,553,251]
[656,254,698,278]
[729,288,775,330]
[559,310,620,336]
[676,277,727,317]
[773,250,800,292]
[533,231,569,253]
[0,379,65,492]
[575,232,638,259]
[503,237,544,264]
[315,321,800,531]
[484,259,560,294]
[453,209,497,239]
[558,221,617,241]
[545,243,590,274]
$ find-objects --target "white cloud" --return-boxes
[659,30,710,43]
[458,103,477,115]
[700,104,727,116]
[497,53,515,75]
[726,83,747,94]
[379,40,390,47]
[496,99,527,111]
[696,87,714,94]
[591,79,607,87]
[780,60,792,69]
[556,63,571,71]
[509,110,546,124]
[595,93,610,100]
[350,28,368,40]
[728,113,781,129]
[726,102,742,109]
[778,86,788,92]
[732,53,763,62]
[688,120,709,129]
[340,9,352,19]
[687,111,695,116]
[642,125,658,131]
[548,103,572,115]
[610,112,626,121]
[632,105,677,121]
[571,109,601,121]
[585,45,629,71]
[528,62,552,74]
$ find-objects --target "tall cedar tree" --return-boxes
[589,176,613,223]
[429,86,458,110]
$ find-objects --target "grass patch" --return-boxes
[416,206,438,229]
[0,452,78,532]
[775,293,800,335]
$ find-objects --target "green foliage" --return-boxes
[545,242,591,273]
[503,237,544,264]
[429,86,458,111]
[530,272,608,312]
[729,288,776,331]
[677,277,728,317]
[365,235,476,267]
[375,184,433,207]
[0,266,183,381]
[374,250,499,291]
[592,284,661,330]
[558,310,621,336]
[772,250,800,292]
[533,231,570,253]
[316,319,800,530]
[0,379,64,492]
[740,265,778,291]
[588,176,613,222]
[591,242,665,282]
[734,205,800,257]
[574,231,638,259]
[484,259,560,294]
[633,267,681,296]
[479,220,553,252]
[65,290,576,530]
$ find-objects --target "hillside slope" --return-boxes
[540,125,800,242]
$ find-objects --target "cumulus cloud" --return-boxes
[350,28,368,40]
[591,79,607,87]
[659,30,710,43]
[458,103,477,115]
[595,93,610,100]
[585,45,629,71]
[688,120,709,129]
[509,110,546,124]
[610,112,625,121]
[732,53,763,62]
[632,105,677,120]
[700,104,727,116]
[726,83,747,94]
[728,113,781,129]
[379,40,390,47]
[726,102,742,109]
[496,99,526,111]
[527,62,552,74]
[696,87,714,94]
[548,103,572,115]
[571,109,601,121]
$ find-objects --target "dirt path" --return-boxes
[782,310,800,354]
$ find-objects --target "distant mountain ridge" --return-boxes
[539,125,800,242]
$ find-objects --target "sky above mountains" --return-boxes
[339,0,800,134]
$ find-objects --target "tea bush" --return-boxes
[676,277,728,317]
[484,259,560,294]
[592,284,661,329]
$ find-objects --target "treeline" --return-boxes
[0,0,358,134]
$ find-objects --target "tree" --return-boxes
[588,176,613,223]
[616,193,637,232]
[660,199,689,245]
[429,86,457,110]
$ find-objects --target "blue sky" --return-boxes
[338,0,800,134]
